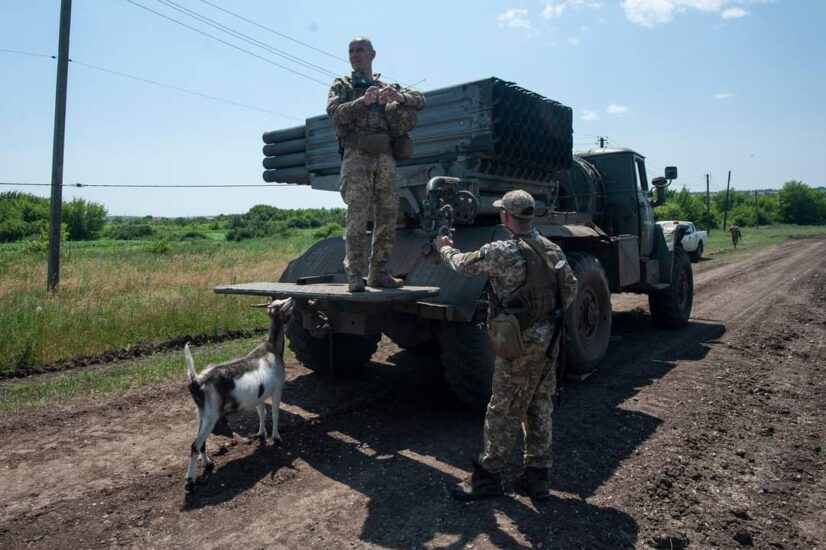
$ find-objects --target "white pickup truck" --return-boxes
[657,220,708,262]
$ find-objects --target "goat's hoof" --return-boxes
[185,480,195,492]
[273,435,283,446]
[204,462,215,473]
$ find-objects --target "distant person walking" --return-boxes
[729,225,742,248]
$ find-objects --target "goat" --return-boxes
[183,297,293,492]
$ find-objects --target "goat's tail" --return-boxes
[184,342,197,382]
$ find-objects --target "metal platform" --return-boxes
[214,282,440,303]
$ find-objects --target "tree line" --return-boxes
[653,180,826,229]
[2,180,823,245]
[0,192,345,244]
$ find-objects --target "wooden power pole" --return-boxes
[706,174,711,234]
[47,0,72,291]
[721,170,732,232]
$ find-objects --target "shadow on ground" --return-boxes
[183,309,725,548]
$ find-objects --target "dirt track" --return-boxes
[1,237,824,549]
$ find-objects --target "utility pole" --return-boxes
[721,170,732,232]
[598,136,606,149]
[47,0,72,291]
[754,189,759,229]
[706,174,711,235]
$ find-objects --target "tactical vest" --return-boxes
[496,236,557,330]
[332,76,416,158]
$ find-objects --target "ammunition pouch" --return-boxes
[392,134,414,161]
[385,102,418,136]
[356,133,392,155]
[487,312,526,360]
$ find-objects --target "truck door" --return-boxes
[635,157,655,258]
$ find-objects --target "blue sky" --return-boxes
[0,0,822,216]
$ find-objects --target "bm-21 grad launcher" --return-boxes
[218,77,693,409]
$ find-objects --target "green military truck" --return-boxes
[216,78,693,407]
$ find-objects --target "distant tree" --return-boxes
[778,180,826,225]
[62,198,107,240]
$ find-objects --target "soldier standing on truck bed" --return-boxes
[327,37,426,292]
[435,190,578,501]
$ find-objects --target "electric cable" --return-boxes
[124,0,329,86]
[157,0,339,79]
[0,182,298,188]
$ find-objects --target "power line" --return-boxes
[198,0,348,63]
[157,0,339,79]
[198,0,413,88]
[1,182,298,188]
[0,47,54,59]
[124,0,330,86]
[1,47,302,119]
[71,59,302,119]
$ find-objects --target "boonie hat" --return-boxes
[493,190,535,219]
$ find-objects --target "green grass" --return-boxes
[694,224,826,271]
[0,336,297,415]
[0,232,320,371]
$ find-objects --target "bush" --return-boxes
[106,223,157,240]
[779,180,826,225]
[147,237,171,254]
[313,222,343,239]
[177,231,208,241]
[61,198,107,240]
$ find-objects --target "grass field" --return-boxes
[0,233,318,371]
[1,223,825,415]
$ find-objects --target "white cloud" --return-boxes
[498,9,533,30]
[582,110,600,121]
[541,0,603,19]
[714,92,734,99]
[721,6,748,18]
[542,2,567,18]
[568,37,581,45]
[622,0,766,27]
[606,104,629,115]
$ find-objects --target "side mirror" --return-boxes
[665,166,678,180]
[650,177,668,207]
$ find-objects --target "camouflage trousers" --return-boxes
[339,148,399,278]
[478,338,556,473]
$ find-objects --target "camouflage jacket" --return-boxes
[440,229,578,343]
[326,73,426,146]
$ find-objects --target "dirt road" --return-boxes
[1,237,824,549]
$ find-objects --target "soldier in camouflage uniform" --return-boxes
[327,37,426,292]
[435,190,578,501]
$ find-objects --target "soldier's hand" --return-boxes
[379,87,403,105]
[363,86,381,104]
[435,235,454,251]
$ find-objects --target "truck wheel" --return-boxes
[286,316,380,374]
[439,319,495,410]
[565,253,613,374]
[384,316,437,353]
[649,246,693,328]
[690,241,703,262]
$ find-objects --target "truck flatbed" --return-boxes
[214,282,440,303]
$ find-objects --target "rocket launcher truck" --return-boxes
[216,78,694,408]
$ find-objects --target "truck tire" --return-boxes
[565,253,613,374]
[383,316,437,353]
[690,241,703,263]
[439,319,495,410]
[286,316,380,374]
[649,246,693,328]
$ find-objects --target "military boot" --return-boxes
[451,460,504,501]
[517,467,551,501]
[366,270,404,289]
[347,272,365,293]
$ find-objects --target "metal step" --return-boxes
[214,282,440,303]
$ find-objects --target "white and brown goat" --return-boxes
[183,297,293,492]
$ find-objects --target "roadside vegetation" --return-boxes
[1,184,824,412]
